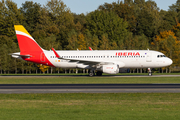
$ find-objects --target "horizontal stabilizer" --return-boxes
[10,53,31,58]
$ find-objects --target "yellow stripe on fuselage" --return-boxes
[14,25,32,37]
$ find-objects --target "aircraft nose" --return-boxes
[168,58,173,66]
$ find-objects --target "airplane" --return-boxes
[11,25,173,76]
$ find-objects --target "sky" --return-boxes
[12,0,178,14]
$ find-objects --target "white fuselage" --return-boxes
[42,50,172,69]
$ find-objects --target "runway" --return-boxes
[1,84,180,93]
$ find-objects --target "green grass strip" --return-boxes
[0,76,180,84]
[0,93,180,120]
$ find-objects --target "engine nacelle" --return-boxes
[102,65,119,74]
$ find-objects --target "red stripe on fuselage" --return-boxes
[16,34,54,67]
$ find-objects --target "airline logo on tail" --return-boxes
[14,25,43,54]
[14,25,54,67]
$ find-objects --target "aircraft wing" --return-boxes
[52,48,118,66]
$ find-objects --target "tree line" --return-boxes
[0,0,180,74]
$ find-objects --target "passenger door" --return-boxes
[146,52,152,62]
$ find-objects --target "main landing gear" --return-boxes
[148,68,152,76]
[96,71,103,76]
[89,70,95,77]
[89,70,103,77]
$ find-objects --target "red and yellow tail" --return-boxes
[14,25,54,67]
[14,25,43,54]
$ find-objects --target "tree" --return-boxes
[98,1,137,33]
[153,30,180,67]
[91,35,99,50]
[0,0,24,38]
[45,0,75,49]
[32,7,59,40]
[38,34,60,50]
[73,13,86,33]
[77,33,86,50]
[20,1,41,34]
[99,34,110,50]
[136,8,154,38]
[124,33,149,50]
[37,64,49,74]
[66,29,78,50]
[158,10,174,32]
[169,0,180,13]
[86,10,129,49]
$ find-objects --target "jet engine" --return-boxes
[102,65,119,74]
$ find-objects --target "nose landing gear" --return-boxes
[148,68,152,76]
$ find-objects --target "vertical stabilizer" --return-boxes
[14,25,43,54]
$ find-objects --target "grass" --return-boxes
[0,93,180,120]
[0,76,180,84]
[0,75,180,119]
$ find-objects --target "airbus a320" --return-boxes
[11,25,173,76]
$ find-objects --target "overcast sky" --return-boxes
[12,0,178,14]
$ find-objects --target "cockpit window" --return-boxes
[157,55,166,58]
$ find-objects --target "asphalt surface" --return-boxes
[1,84,180,93]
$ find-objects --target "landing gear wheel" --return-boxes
[148,72,152,76]
[96,71,103,76]
[89,70,95,77]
